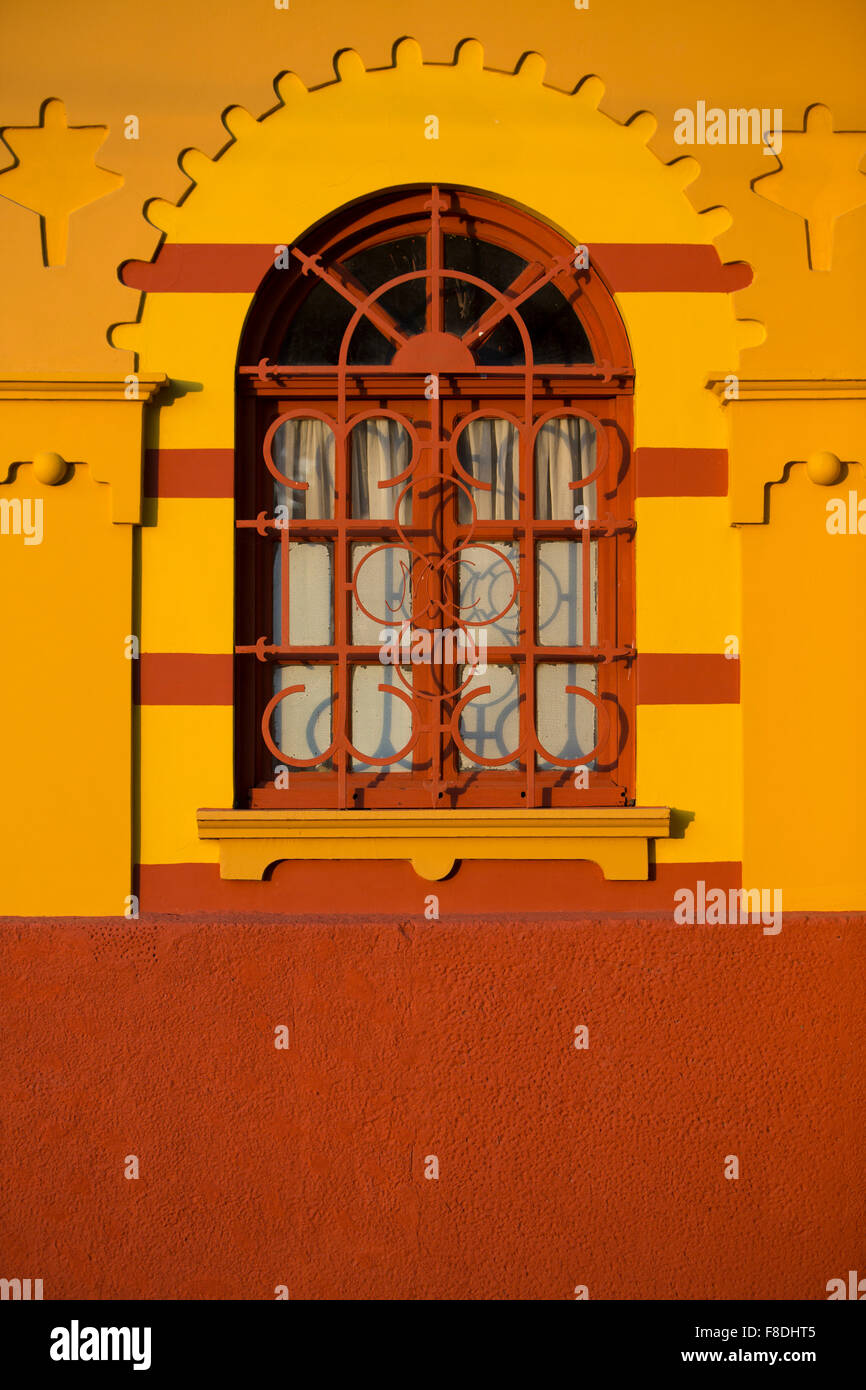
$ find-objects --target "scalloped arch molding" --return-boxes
[112,38,763,454]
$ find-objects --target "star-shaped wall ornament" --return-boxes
[752,103,866,272]
[0,98,123,266]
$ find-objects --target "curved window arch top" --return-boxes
[244,186,633,376]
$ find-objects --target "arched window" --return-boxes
[235,186,635,810]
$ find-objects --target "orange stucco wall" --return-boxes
[3,908,862,1299]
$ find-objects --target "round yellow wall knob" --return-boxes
[806,450,842,485]
[33,451,67,485]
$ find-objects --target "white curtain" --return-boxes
[272,417,412,767]
[457,664,520,768]
[350,665,413,771]
[455,663,599,770]
[350,418,411,520]
[272,418,334,765]
[535,416,597,520]
[272,413,599,770]
[457,418,519,520]
[536,663,598,770]
[273,413,596,520]
[349,421,412,766]
[273,417,335,518]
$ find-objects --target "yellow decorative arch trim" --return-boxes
[130,38,728,247]
[111,38,760,453]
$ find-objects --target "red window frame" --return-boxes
[235,186,635,811]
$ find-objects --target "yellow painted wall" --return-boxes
[139,707,230,864]
[140,499,233,653]
[0,459,132,914]
[638,706,743,866]
[741,463,866,909]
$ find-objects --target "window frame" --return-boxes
[235,186,636,812]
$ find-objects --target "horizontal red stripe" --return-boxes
[635,448,728,496]
[121,243,752,295]
[637,654,740,704]
[137,861,742,915]
[139,655,737,705]
[588,244,752,292]
[121,244,275,292]
[144,449,234,498]
[138,654,233,705]
[147,448,727,500]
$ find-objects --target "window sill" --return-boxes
[196,807,672,883]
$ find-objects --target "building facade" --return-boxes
[0,1,863,1299]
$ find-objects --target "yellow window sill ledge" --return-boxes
[196,807,672,883]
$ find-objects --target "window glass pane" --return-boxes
[443,279,495,337]
[350,417,412,520]
[345,318,395,364]
[341,237,428,354]
[351,543,412,645]
[535,416,597,521]
[277,282,347,364]
[277,282,394,365]
[351,664,413,770]
[456,418,520,521]
[475,317,526,367]
[273,541,333,646]
[459,543,519,645]
[458,664,520,769]
[272,417,335,519]
[519,282,593,365]
[537,541,598,647]
[343,236,426,293]
[463,285,594,367]
[272,664,332,764]
[443,234,527,292]
[377,280,427,338]
[536,664,598,770]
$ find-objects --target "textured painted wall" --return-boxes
[2,911,862,1300]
